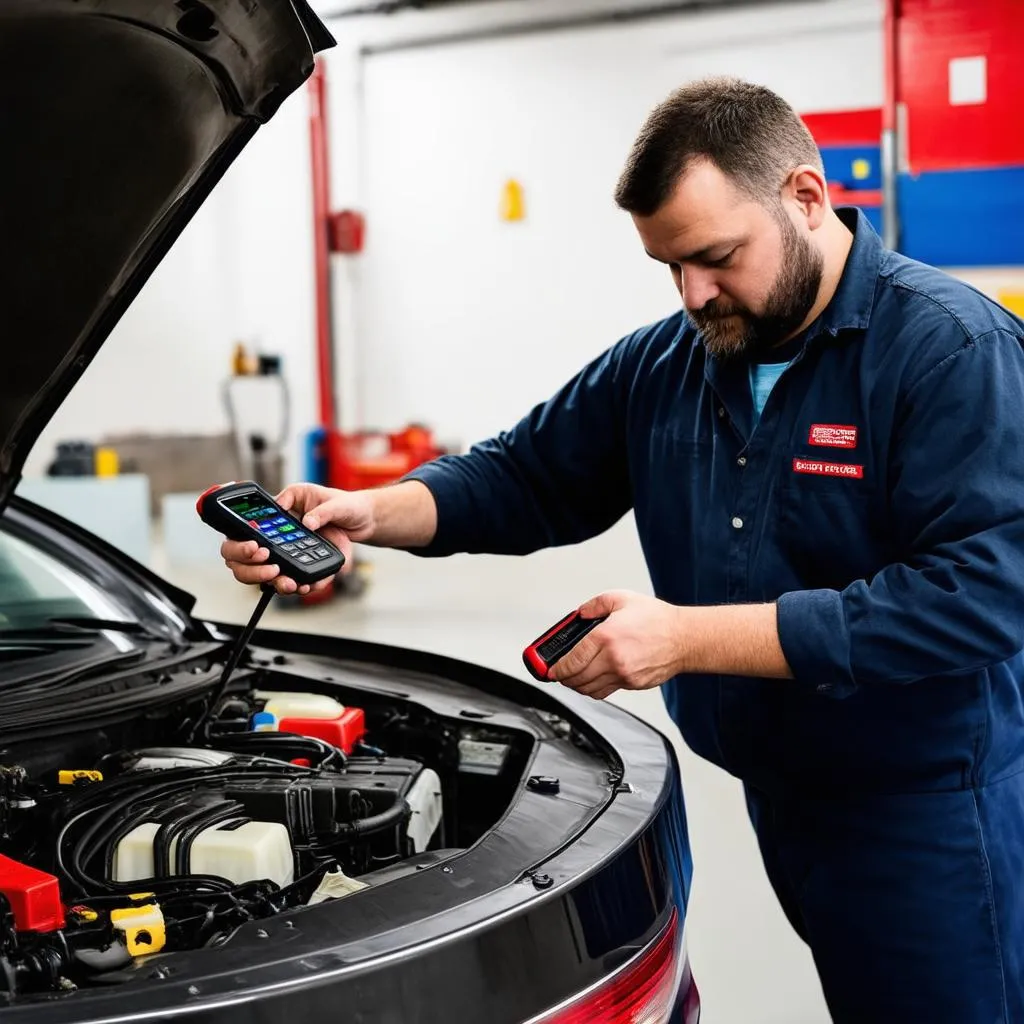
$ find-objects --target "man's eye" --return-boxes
[707,251,735,268]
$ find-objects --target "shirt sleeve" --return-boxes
[777,328,1024,697]
[402,338,636,558]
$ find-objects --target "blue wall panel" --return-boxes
[820,145,882,190]
[898,166,1024,267]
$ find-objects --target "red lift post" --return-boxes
[307,60,446,495]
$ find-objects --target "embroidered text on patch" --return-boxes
[793,458,864,479]
[808,424,858,448]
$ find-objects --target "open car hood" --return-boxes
[0,0,334,509]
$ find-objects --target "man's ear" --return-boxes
[784,165,829,230]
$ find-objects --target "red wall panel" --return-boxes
[800,108,883,147]
[898,0,1024,172]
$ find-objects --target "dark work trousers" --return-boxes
[745,774,1024,1023]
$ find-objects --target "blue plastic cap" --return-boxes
[251,711,279,732]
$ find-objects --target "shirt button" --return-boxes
[737,456,747,467]
[717,407,726,418]
[731,516,744,530]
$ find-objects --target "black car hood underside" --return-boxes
[0,0,334,509]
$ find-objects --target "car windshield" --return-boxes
[0,529,138,652]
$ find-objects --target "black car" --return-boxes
[0,2,700,1021]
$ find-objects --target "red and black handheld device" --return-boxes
[523,611,607,681]
[196,480,345,588]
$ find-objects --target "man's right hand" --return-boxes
[220,483,375,596]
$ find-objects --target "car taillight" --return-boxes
[529,909,693,1024]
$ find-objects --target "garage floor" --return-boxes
[154,516,831,1024]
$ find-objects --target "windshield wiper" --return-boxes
[47,616,165,639]
[0,620,167,659]
[0,635,97,658]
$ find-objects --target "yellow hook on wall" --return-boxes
[500,178,526,223]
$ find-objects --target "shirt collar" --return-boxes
[811,206,884,339]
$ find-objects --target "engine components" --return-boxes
[0,684,521,999]
[252,690,367,754]
[114,819,295,888]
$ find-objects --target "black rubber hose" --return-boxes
[100,799,173,881]
[72,793,193,892]
[174,805,248,877]
[61,767,303,893]
[154,800,232,878]
[331,799,411,841]
[186,585,275,743]
[209,731,347,770]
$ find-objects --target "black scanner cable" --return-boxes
[186,584,275,742]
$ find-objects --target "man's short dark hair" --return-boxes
[614,77,823,216]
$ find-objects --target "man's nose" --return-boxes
[681,268,721,311]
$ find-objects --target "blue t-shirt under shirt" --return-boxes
[748,333,807,423]
[749,362,789,421]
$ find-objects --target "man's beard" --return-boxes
[687,213,824,360]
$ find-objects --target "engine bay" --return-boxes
[0,671,531,999]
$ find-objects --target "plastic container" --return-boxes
[278,707,366,755]
[404,768,443,854]
[114,821,293,887]
[190,822,293,887]
[257,691,347,721]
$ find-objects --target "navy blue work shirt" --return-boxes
[407,209,1024,797]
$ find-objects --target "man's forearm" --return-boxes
[674,603,794,679]
[365,480,438,549]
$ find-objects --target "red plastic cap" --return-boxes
[278,707,366,755]
[0,854,65,932]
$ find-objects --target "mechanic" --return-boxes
[221,78,1024,1022]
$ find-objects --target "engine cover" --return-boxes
[60,750,445,890]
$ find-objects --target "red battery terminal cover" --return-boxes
[0,854,65,932]
[278,707,366,755]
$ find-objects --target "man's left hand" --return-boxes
[546,591,686,701]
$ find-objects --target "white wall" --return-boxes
[24,0,883,482]
[344,0,884,446]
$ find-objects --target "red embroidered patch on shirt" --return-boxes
[793,458,864,479]
[808,424,858,449]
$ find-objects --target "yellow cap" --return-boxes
[58,770,103,785]
[111,904,166,957]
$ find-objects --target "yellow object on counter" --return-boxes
[94,447,119,477]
